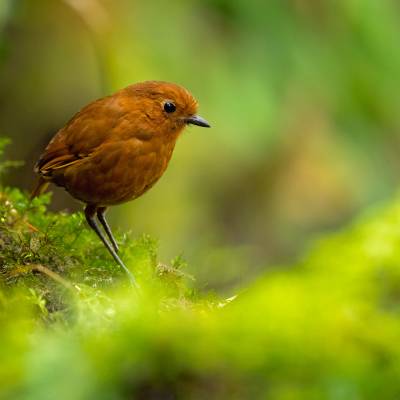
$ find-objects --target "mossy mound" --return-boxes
[2,137,400,399]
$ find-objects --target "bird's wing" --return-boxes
[36,96,124,177]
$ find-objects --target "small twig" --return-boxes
[29,264,80,292]
[26,222,39,233]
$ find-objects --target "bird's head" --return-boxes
[125,81,210,138]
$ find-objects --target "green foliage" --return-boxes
[0,186,195,313]
[0,138,23,180]
[2,149,400,398]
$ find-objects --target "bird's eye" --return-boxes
[163,102,176,113]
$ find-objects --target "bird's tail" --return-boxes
[30,177,50,200]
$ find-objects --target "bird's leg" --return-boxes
[96,207,119,253]
[84,205,138,288]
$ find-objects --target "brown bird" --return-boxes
[31,81,210,286]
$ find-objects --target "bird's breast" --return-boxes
[119,138,176,202]
[60,137,177,206]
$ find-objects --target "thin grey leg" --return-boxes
[97,207,119,253]
[85,205,138,288]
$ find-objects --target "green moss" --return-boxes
[2,137,400,399]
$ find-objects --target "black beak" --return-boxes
[185,115,211,128]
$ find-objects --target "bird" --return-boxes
[31,81,210,286]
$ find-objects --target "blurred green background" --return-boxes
[1,0,400,292]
